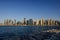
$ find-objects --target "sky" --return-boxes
[0,0,60,21]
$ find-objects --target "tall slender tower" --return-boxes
[23,18,26,25]
[41,18,45,26]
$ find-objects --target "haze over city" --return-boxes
[0,0,60,22]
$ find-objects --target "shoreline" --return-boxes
[0,25,60,27]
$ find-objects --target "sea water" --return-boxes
[0,26,60,33]
[0,26,60,40]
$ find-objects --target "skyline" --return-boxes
[0,17,60,23]
[0,0,60,21]
[0,18,60,26]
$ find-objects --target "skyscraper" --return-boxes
[4,19,13,26]
[36,19,39,26]
[41,18,45,26]
[51,20,55,26]
[26,20,29,25]
[48,19,52,26]
[33,21,36,26]
[23,18,26,25]
[13,19,17,26]
[28,19,33,26]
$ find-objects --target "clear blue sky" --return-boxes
[0,0,60,21]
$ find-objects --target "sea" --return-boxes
[0,26,60,40]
